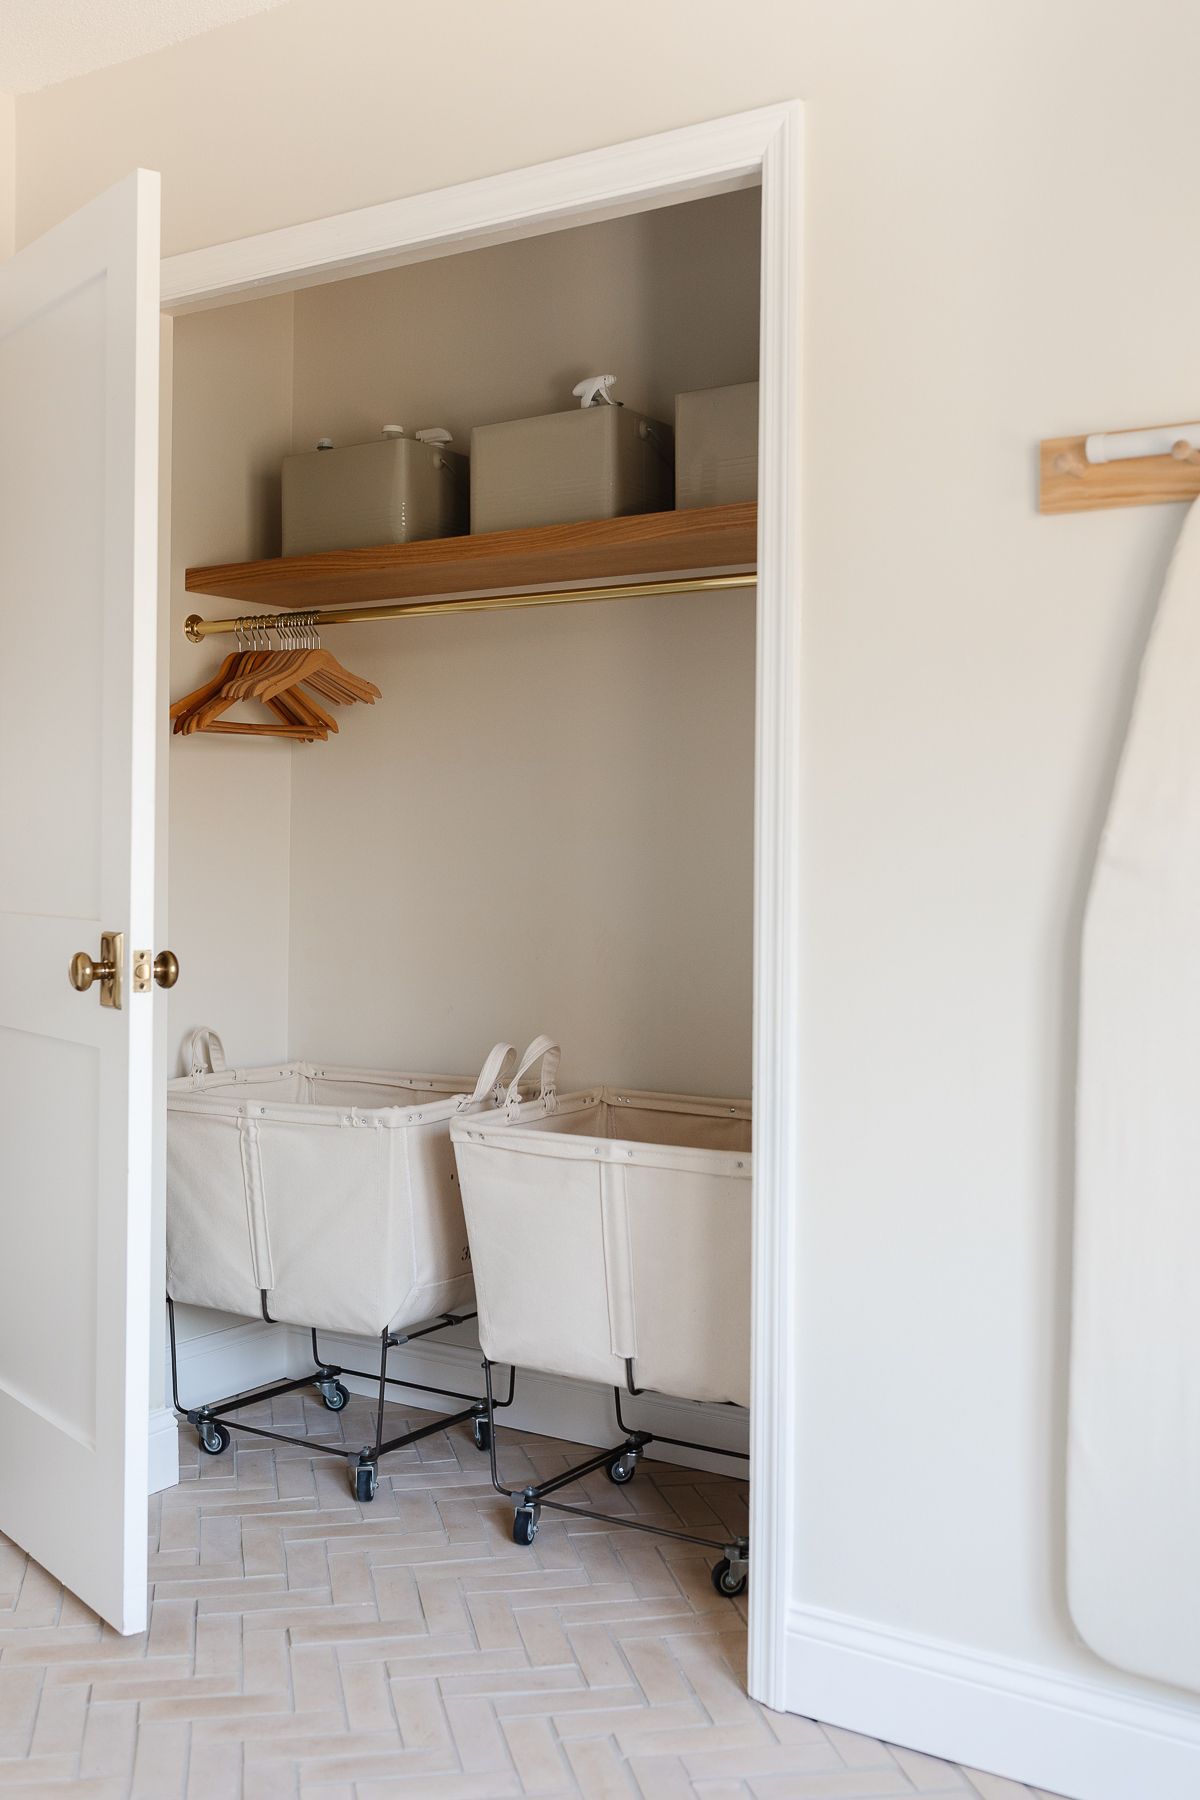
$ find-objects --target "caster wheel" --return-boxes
[512,1508,538,1547]
[711,1557,748,1598]
[198,1420,230,1457]
[354,1462,378,1503]
[321,1382,350,1412]
[606,1453,637,1485]
[471,1415,491,1453]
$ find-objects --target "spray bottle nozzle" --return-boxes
[572,374,619,409]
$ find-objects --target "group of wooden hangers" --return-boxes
[170,616,381,741]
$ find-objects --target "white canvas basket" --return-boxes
[167,1030,516,1338]
[450,1038,752,1407]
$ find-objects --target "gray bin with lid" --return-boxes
[282,427,468,556]
[674,382,759,510]
[470,376,673,535]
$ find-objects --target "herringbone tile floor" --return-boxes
[0,1389,1065,1799]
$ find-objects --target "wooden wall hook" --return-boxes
[1171,439,1200,465]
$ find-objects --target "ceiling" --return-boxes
[0,0,293,93]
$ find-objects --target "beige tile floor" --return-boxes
[0,1387,1066,1798]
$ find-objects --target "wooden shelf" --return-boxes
[185,503,756,609]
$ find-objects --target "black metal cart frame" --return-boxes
[480,1354,750,1597]
[166,1295,515,1501]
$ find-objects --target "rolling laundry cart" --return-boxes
[166,1029,519,1500]
[450,1037,752,1595]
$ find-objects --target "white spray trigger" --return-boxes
[381,424,405,439]
[415,427,453,446]
[572,374,618,409]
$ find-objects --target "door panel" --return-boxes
[0,278,105,918]
[0,170,161,1635]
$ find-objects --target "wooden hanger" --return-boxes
[172,646,331,739]
[170,628,379,741]
[220,648,380,707]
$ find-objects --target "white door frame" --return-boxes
[160,102,805,1710]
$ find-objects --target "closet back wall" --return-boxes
[285,192,760,1092]
[168,295,295,1070]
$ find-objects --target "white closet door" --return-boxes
[0,170,161,1636]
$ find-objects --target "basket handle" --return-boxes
[504,1035,560,1117]
[186,1026,227,1077]
[458,1041,517,1110]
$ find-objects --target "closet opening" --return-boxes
[162,170,769,1662]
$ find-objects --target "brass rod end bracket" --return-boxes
[184,614,205,643]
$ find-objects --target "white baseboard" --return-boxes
[304,1325,749,1477]
[147,1405,179,1494]
[168,1316,296,1416]
[786,1602,1200,1800]
[162,1314,747,1484]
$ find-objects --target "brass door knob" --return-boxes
[68,950,113,992]
[153,951,179,989]
[131,948,180,993]
[68,932,123,1008]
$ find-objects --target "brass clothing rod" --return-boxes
[183,571,756,642]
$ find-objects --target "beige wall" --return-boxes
[289,193,760,447]
[0,93,13,259]
[287,194,758,1090]
[165,293,295,1350]
[167,294,295,1074]
[14,0,1200,1744]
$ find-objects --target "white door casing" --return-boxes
[161,104,805,1704]
[0,170,161,1636]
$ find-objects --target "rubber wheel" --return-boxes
[354,1463,378,1503]
[710,1557,748,1598]
[606,1454,636,1485]
[322,1382,350,1412]
[471,1416,492,1453]
[198,1421,230,1457]
[512,1510,538,1546]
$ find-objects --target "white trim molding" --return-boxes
[159,107,781,311]
[786,1604,1200,1800]
[159,100,807,1710]
[165,1318,749,1478]
[290,1327,750,1477]
[147,1405,179,1494]
[748,98,805,1717]
[168,1316,295,1414]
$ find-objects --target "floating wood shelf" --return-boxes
[185,503,757,609]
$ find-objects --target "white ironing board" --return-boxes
[1071,498,1200,1693]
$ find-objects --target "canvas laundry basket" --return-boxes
[167,1029,516,1338]
[450,1038,752,1407]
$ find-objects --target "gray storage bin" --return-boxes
[675,382,759,509]
[470,377,673,535]
[282,426,468,556]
